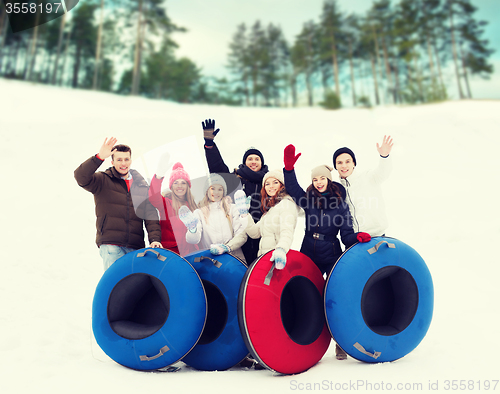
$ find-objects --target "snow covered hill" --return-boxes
[1,78,499,393]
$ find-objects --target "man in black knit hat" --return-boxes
[332,136,394,237]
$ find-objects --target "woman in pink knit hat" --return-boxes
[149,159,199,255]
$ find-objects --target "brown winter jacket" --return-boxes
[74,155,161,249]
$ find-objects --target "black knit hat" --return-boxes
[242,147,265,166]
[333,147,356,169]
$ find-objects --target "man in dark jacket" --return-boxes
[202,119,268,265]
[75,137,162,270]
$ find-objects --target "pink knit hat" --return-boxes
[169,162,191,189]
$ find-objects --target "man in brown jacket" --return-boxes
[75,137,162,270]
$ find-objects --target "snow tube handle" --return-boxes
[367,240,396,255]
[353,342,381,359]
[139,345,170,361]
[264,264,275,286]
[136,248,167,261]
[194,256,222,268]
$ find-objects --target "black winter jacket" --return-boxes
[74,155,161,249]
[205,143,268,221]
[284,169,358,272]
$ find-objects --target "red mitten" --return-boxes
[357,232,371,243]
[284,144,301,171]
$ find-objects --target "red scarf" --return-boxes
[124,177,133,192]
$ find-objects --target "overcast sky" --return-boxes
[166,0,500,99]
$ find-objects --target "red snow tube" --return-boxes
[238,250,331,374]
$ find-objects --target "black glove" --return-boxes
[202,119,220,147]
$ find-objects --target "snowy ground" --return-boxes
[1,78,500,393]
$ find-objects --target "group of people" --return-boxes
[74,119,394,361]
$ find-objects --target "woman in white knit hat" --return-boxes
[235,168,299,270]
[283,144,372,361]
[178,173,247,263]
[283,144,372,276]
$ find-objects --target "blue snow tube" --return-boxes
[324,237,433,363]
[181,249,249,371]
[92,248,207,371]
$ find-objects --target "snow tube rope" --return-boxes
[367,240,395,254]
[136,248,166,261]
[193,255,222,268]
[263,264,275,285]
[139,345,170,361]
[353,342,381,360]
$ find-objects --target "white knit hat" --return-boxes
[311,165,333,181]
[262,169,285,186]
[204,173,227,195]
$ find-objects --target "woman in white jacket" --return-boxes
[178,173,247,263]
[333,135,394,237]
[235,169,298,269]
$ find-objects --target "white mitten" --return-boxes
[178,206,198,233]
[156,151,172,177]
[270,247,287,270]
[235,190,251,216]
[210,243,230,256]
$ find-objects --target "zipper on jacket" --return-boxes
[344,181,359,232]
[99,214,107,234]
[313,223,319,259]
[125,181,131,247]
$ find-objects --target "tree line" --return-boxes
[0,0,494,107]
[0,0,207,102]
[226,0,494,107]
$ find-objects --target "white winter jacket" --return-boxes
[186,201,247,262]
[339,155,392,237]
[245,196,298,257]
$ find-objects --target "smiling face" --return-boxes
[312,176,328,193]
[335,153,355,179]
[172,179,188,199]
[208,184,225,202]
[245,154,262,172]
[264,177,282,197]
[112,151,132,177]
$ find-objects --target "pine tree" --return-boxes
[394,0,423,103]
[418,0,447,101]
[292,21,320,106]
[344,14,361,106]
[262,24,288,107]
[319,0,344,99]
[141,38,176,98]
[93,0,106,90]
[129,0,184,96]
[447,0,465,98]
[359,16,381,105]
[247,21,267,106]
[0,8,9,71]
[454,0,494,98]
[227,23,251,106]
[50,12,68,85]
[69,2,98,88]
[24,12,42,81]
